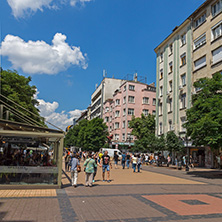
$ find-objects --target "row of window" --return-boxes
[159,116,186,135]
[159,74,186,97]
[159,93,186,115]
[123,84,135,91]
[114,133,134,141]
[109,97,157,108]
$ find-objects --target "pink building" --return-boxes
[103,80,156,147]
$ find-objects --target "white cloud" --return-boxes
[70,0,93,7]
[7,0,53,18]
[37,97,84,130]
[7,0,93,18]
[0,33,88,75]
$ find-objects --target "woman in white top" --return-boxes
[132,154,137,173]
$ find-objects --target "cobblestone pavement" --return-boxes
[0,162,222,222]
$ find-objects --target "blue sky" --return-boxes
[0,0,205,129]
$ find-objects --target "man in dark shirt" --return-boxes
[100,151,112,182]
[121,152,126,169]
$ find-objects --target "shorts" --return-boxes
[102,165,110,172]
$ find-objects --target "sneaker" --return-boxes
[93,180,95,183]
[107,180,111,183]
[103,180,106,182]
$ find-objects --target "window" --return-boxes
[169,43,173,55]
[169,62,173,73]
[115,110,120,118]
[169,81,173,92]
[159,122,163,135]
[180,117,186,132]
[114,134,119,140]
[159,102,163,115]
[153,98,156,106]
[123,96,126,104]
[109,126,112,132]
[194,33,206,50]
[105,117,109,122]
[105,107,109,113]
[127,133,134,141]
[115,99,120,106]
[152,110,156,115]
[143,109,149,116]
[180,53,186,66]
[194,56,206,70]
[129,85,135,91]
[160,69,163,79]
[124,85,126,91]
[160,86,163,96]
[181,74,186,86]
[143,97,149,104]
[115,122,120,129]
[212,0,222,17]
[181,33,186,46]
[181,93,186,109]
[128,96,135,103]
[194,13,206,28]
[122,121,125,129]
[122,133,125,141]
[110,107,112,112]
[128,108,134,115]
[160,52,163,62]
[212,46,222,64]
[169,120,173,131]
[212,21,222,41]
[168,98,172,112]
[128,120,130,128]
[123,108,126,116]
[110,117,112,122]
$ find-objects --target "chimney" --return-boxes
[134,72,138,82]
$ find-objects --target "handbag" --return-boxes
[77,165,81,173]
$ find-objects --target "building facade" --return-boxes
[103,80,156,147]
[90,78,124,119]
[155,0,222,167]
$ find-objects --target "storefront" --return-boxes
[0,119,64,188]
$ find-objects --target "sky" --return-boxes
[0,0,206,130]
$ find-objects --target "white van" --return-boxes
[99,148,122,158]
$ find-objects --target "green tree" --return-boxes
[129,114,155,152]
[64,118,108,151]
[184,72,222,150]
[152,135,166,153]
[0,69,44,125]
[166,131,184,153]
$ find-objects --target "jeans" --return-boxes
[122,160,126,169]
[126,160,130,168]
[132,163,136,172]
[71,169,78,186]
[137,163,141,172]
[85,173,94,186]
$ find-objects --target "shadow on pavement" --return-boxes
[0,202,33,222]
[187,171,222,179]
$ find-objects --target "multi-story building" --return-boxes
[103,79,156,148]
[155,0,222,167]
[90,78,124,119]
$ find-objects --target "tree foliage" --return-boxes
[185,72,222,150]
[0,69,44,125]
[129,114,155,152]
[64,118,108,151]
[166,131,184,153]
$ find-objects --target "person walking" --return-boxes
[70,154,80,187]
[93,154,98,183]
[121,152,126,169]
[167,155,171,167]
[114,151,119,169]
[137,154,142,172]
[132,154,137,173]
[100,151,112,182]
[126,153,131,169]
[84,153,97,187]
